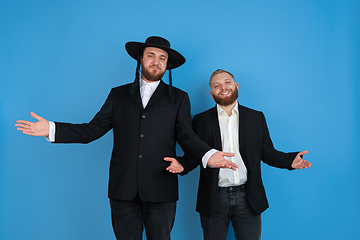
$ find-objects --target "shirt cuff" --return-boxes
[202,149,218,168]
[46,121,55,142]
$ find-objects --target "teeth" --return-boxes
[221,91,230,96]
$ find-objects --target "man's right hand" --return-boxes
[15,112,50,137]
[208,151,238,170]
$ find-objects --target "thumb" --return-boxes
[30,112,43,121]
[163,157,174,162]
[221,152,235,157]
[299,150,309,156]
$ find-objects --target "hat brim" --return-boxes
[125,42,186,69]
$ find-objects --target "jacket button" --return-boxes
[139,155,143,159]
[142,115,146,118]
[140,134,144,138]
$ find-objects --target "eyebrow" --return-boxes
[146,51,168,59]
[213,78,232,84]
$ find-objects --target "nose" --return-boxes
[153,56,161,64]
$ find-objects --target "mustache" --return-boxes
[149,64,161,69]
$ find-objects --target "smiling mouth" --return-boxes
[220,90,231,97]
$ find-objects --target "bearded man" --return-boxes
[15,37,238,240]
[168,69,311,240]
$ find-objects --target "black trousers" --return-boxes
[200,185,261,240]
[110,196,176,240]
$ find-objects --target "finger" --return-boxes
[15,120,31,125]
[296,161,311,169]
[226,161,238,169]
[222,163,237,171]
[304,161,312,168]
[229,165,237,171]
[15,123,28,128]
[220,161,238,170]
[17,129,34,135]
[166,167,180,173]
[229,166,237,171]
[16,125,32,132]
[16,127,29,132]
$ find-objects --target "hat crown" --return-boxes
[145,36,170,48]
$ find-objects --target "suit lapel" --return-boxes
[130,81,143,110]
[129,80,168,110]
[238,104,249,166]
[145,80,168,109]
[210,106,221,176]
[211,107,223,150]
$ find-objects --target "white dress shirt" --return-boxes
[139,78,160,108]
[216,103,247,187]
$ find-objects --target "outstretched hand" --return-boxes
[15,112,49,137]
[291,150,311,169]
[208,151,238,171]
[164,157,184,174]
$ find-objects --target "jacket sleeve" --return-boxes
[175,93,212,162]
[54,89,114,144]
[260,112,297,170]
[177,113,203,175]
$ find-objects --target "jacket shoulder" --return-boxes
[111,83,133,93]
[194,107,216,119]
[239,104,264,116]
[171,85,188,98]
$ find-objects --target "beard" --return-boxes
[212,88,239,106]
[141,64,166,82]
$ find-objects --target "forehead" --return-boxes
[143,47,169,57]
[211,72,235,85]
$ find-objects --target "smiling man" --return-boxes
[15,37,237,240]
[170,69,311,240]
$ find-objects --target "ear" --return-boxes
[235,82,239,90]
[210,91,214,100]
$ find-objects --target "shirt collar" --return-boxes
[140,78,161,90]
[216,101,239,117]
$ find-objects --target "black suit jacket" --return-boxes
[180,104,298,216]
[53,80,211,203]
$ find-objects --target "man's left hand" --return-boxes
[164,157,184,173]
[208,151,238,170]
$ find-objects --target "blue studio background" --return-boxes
[1,1,359,239]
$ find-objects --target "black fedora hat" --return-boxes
[125,36,186,69]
